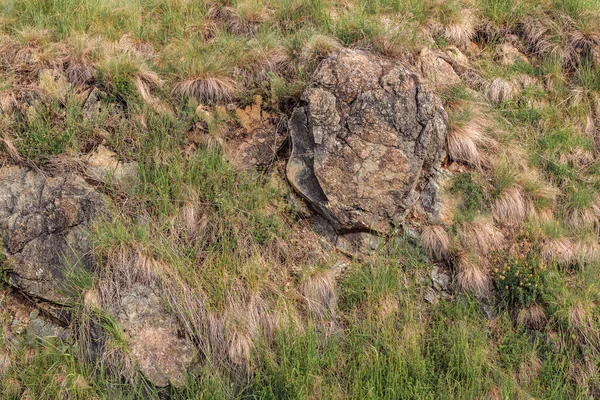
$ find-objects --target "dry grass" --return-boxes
[172,202,210,245]
[0,117,21,162]
[447,117,488,167]
[299,34,343,69]
[456,253,492,297]
[299,268,338,322]
[541,237,599,267]
[492,185,528,227]
[443,10,475,48]
[173,76,238,104]
[134,76,172,115]
[517,303,547,330]
[420,225,450,261]
[458,217,504,254]
[487,78,516,104]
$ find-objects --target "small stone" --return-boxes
[25,310,69,345]
[424,287,439,304]
[84,144,139,187]
[497,43,529,66]
[417,48,462,87]
[431,265,451,292]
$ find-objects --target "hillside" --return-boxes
[1,0,600,398]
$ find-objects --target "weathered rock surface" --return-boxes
[287,49,448,233]
[113,284,195,387]
[497,43,529,66]
[84,144,139,187]
[0,167,106,303]
[416,48,462,87]
[226,95,286,170]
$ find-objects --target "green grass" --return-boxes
[2,0,600,398]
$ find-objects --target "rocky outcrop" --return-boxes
[0,167,106,303]
[287,49,448,234]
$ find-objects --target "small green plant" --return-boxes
[492,241,548,307]
[449,172,486,222]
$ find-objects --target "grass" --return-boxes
[1,0,600,398]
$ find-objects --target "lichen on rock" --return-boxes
[287,49,448,234]
[0,166,106,303]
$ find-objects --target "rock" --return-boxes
[25,310,69,345]
[84,144,139,187]
[444,46,470,67]
[497,43,529,66]
[0,167,106,303]
[431,265,451,292]
[287,49,448,234]
[114,284,195,387]
[416,48,462,87]
[226,96,286,170]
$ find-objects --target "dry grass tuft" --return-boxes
[172,202,209,244]
[134,76,172,115]
[542,238,599,267]
[173,76,238,104]
[567,208,600,231]
[97,247,162,307]
[299,269,338,321]
[0,116,21,162]
[447,117,488,167]
[517,303,547,330]
[458,216,504,254]
[421,225,450,261]
[456,254,492,297]
[492,186,528,227]
[443,10,475,47]
[521,17,563,60]
[518,353,542,385]
[487,78,515,104]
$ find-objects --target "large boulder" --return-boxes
[0,167,106,303]
[287,49,448,233]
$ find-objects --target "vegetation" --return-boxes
[1,0,600,398]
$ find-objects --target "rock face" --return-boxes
[0,167,106,303]
[114,284,195,387]
[287,49,448,233]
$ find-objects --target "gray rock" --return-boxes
[431,265,451,292]
[25,310,69,344]
[84,144,139,188]
[0,167,106,303]
[287,49,448,234]
[114,284,195,388]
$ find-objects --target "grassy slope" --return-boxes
[1,0,600,398]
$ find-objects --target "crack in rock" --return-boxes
[0,166,106,303]
[287,48,448,234]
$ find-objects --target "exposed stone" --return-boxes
[287,49,448,234]
[25,310,69,345]
[416,48,462,87]
[84,144,139,187]
[335,232,385,256]
[114,284,195,388]
[431,265,451,292]
[226,96,286,170]
[0,167,106,303]
[444,46,470,67]
[497,43,529,66]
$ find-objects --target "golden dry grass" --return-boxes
[421,225,450,261]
